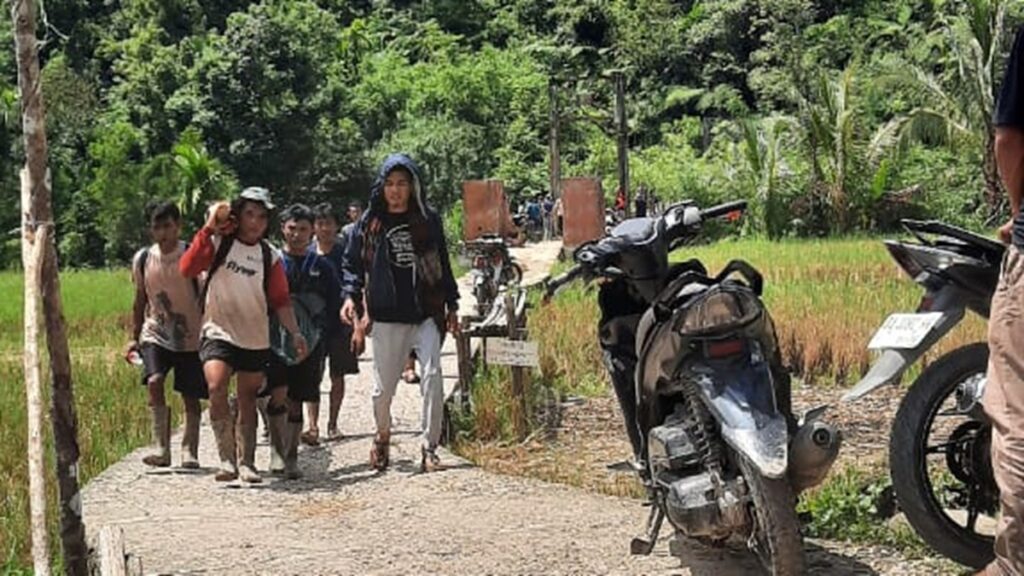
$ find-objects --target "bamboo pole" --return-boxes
[11,0,89,572]
[22,167,50,576]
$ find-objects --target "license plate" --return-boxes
[867,312,944,350]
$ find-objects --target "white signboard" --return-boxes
[867,312,944,350]
[486,338,540,368]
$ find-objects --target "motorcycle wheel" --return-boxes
[738,457,806,576]
[889,342,995,569]
[502,262,524,286]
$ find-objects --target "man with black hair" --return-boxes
[127,200,207,469]
[303,202,365,444]
[180,187,307,483]
[982,23,1024,576]
[341,154,460,473]
[262,203,342,479]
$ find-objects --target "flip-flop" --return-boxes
[402,369,421,384]
[300,429,319,446]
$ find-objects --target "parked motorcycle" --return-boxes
[842,219,1003,569]
[545,200,841,575]
[467,234,524,317]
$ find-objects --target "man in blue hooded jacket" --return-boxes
[341,154,460,472]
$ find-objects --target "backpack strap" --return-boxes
[134,247,149,296]
[261,240,273,314]
[199,236,235,313]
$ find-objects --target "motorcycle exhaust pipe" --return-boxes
[788,420,842,493]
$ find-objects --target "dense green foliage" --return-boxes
[1,0,1022,265]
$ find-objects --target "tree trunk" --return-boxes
[982,129,1005,219]
[22,168,50,576]
[11,0,89,573]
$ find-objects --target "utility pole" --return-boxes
[11,0,88,572]
[548,80,561,199]
[614,71,630,218]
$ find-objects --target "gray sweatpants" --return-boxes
[372,320,444,450]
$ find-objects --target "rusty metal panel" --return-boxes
[561,177,605,248]
[462,180,514,241]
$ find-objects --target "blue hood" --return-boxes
[368,153,428,218]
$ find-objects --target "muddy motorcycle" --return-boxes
[467,234,524,317]
[546,200,841,575]
[842,219,1003,569]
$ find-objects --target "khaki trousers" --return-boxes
[984,245,1024,576]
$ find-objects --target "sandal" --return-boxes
[370,436,390,471]
[421,447,442,473]
[402,369,421,384]
[301,429,319,447]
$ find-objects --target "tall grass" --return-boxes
[1,270,154,572]
[460,236,989,444]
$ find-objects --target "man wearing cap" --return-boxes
[180,187,308,483]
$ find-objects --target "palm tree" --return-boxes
[737,115,796,238]
[872,0,1009,218]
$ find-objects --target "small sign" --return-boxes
[486,338,540,368]
[867,312,944,350]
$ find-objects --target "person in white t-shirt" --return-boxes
[180,187,308,483]
[126,201,206,469]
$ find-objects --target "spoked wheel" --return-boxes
[738,457,806,575]
[889,343,998,569]
[502,262,524,286]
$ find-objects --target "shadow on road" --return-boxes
[663,535,880,576]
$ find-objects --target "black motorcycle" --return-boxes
[842,219,1002,569]
[546,200,841,575]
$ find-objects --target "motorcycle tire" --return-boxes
[889,342,995,569]
[502,262,524,286]
[738,456,806,576]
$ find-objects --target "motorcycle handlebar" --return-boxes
[700,200,747,220]
[544,265,584,299]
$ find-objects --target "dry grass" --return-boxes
[454,236,990,493]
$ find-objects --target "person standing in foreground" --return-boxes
[127,201,207,469]
[304,202,366,444]
[264,204,344,478]
[180,187,308,483]
[341,154,460,473]
[982,24,1024,576]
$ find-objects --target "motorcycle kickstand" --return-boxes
[630,501,665,556]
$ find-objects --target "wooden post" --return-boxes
[614,71,630,218]
[22,179,50,576]
[504,291,527,441]
[549,81,561,200]
[97,526,129,576]
[456,326,472,409]
[11,0,89,572]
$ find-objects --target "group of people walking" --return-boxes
[126,154,460,483]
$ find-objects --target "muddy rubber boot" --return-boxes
[142,406,171,467]
[210,417,237,481]
[267,411,288,476]
[285,419,303,480]
[237,420,262,484]
[180,409,201,469]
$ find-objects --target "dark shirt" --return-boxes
[372,211,424,324]
[635,197,648,218]
[997,26,1024,247]
[271,250,340,361]
[311,236,346,332]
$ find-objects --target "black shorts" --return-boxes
[140,343,208,399]
[199,338,270,374]
[326,326,359,377]
[265,344,326,403]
